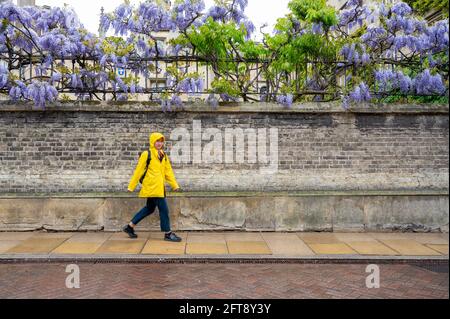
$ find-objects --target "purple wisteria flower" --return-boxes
[129,83,143,94]
[171,94,184,109]
[220,93,239,102]
[161,98,172,113]
[340,43,370,65]
[202,0,253,39]
[348,82,371,103]
[9,80,27,101]
[414,69,447,95]
[242,19,255,39]
[176,77,203,93]
[0,64,8,89]
[205,6,228,22]
[113,77,128,93]
[391,2,412,16]
[26,81,58,108]
[312,23,323,34]
[276,94,294,108]
[117,93,128,101]
[172,0,205,30]
[374,69,446,95]
[206,93,219,109]
[50,72,62,84]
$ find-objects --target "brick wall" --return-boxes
[0,102,448,193]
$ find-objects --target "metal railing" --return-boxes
[1,54,448,103]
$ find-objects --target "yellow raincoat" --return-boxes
[127,132,180,198]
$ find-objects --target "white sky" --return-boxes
[31,0,291,40]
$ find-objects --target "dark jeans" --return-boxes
[131,197,171,232]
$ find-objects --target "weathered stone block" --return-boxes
[274,197,333,231]
[364,196,449,232]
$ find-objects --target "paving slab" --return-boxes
[148,231,165,239]
[227,241,272,254]
[109,232,151,240]
[261,233,314,256]
[0,232,35,241]
[297,233,340,244]
[308,243,357,255]
[345,241,399,256]
[30,232,75,239]
[186,243,228,254]
[51,242,104,254]
[95,240,146,254]
[6,238,68,254]
[141,239,186,255]
[409,234,449,245]
[68,232,112,243]
[224,232,264,242]
[371,233,449,245]
[187,232,227,244]
[380,240,443,256]
[148,231,188,240]
[369,233,416,240]
[0,241,23,253]
[334,233,378,242]
[426,244,449,255]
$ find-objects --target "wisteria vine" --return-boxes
[0,0,448,109]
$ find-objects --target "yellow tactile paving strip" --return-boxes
[7,238,68,254]
[141,240,186,255]
[95,240,147,254]
[0,231,448,257]
[52,242,104,254]
[308,243,357,255]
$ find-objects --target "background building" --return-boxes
[17,0,36,6]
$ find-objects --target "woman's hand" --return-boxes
[173,187,182,192]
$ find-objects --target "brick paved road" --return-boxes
[0,263,447,299]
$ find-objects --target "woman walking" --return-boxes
[123,132,182,242]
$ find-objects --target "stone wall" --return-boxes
[0,102,448,194]
[0,101,448,232]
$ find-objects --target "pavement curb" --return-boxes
[0,254,448,265]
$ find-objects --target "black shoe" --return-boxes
[122,225,138,239]
[164,232,182,242]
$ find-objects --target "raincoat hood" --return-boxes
[150,132,165,152]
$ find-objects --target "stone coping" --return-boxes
[0,101,448,114]
[0,190,448,198]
